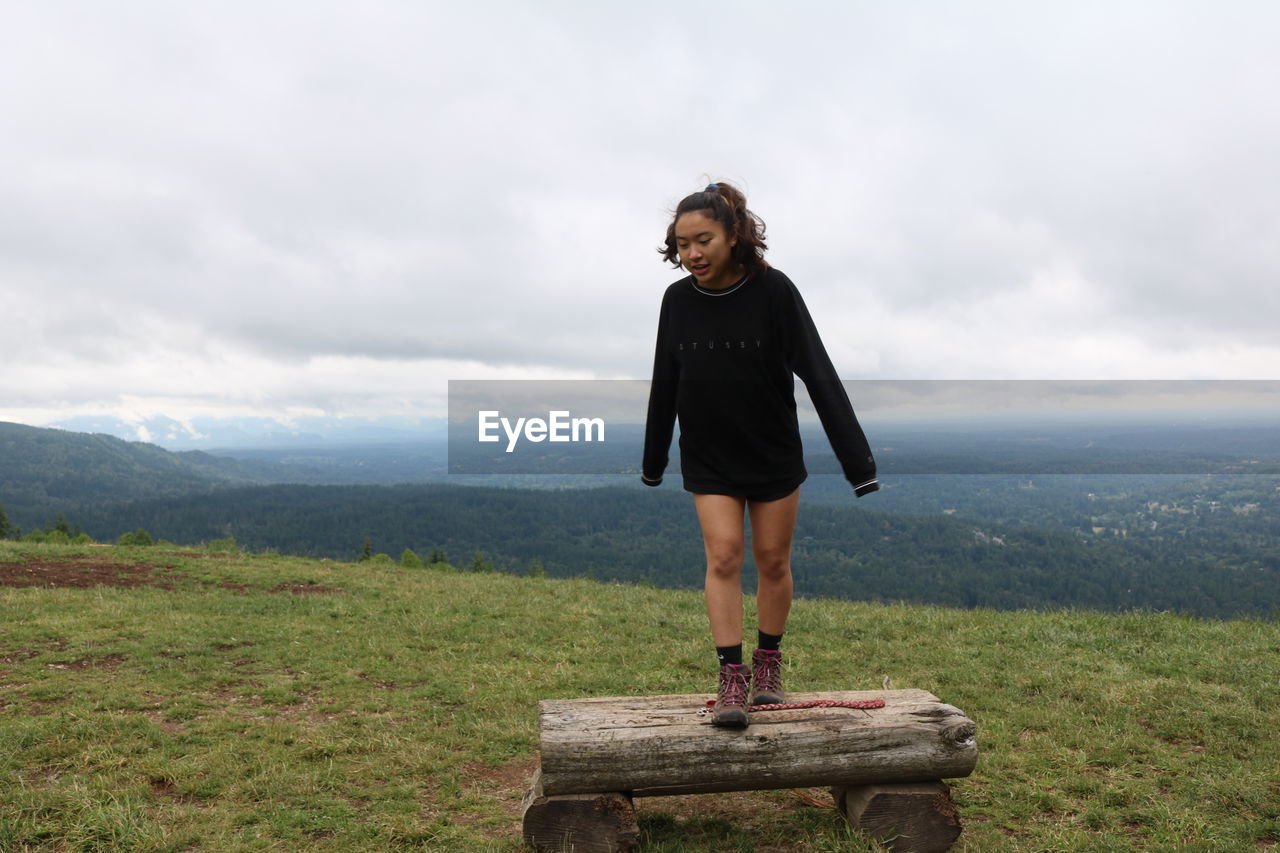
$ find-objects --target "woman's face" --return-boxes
[675,210,739,289]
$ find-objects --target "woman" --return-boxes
[641,181,878,728]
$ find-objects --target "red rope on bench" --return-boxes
[699,697,885,715]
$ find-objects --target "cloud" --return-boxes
[2,1,1278,427]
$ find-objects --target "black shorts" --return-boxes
[683,472,806,503]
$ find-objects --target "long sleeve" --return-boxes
[776,276,879,497]
[641,290,679,485]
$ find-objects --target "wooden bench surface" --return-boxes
[537,689,977,797]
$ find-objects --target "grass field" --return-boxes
[1,540,1278,852]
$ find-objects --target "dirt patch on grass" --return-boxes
[21,765,65,787]
[0,559,176,590]
[148,776,203,804]
[637,787,835,831]
[0,558,338,595]
[2,639,67,665]
[465,755,541,794]
[445,755,540,844]
[45,652,127,671]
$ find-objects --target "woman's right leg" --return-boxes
[693,493,751,727]
[693,493,748,648]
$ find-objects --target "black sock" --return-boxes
[716,644,743,667]
[757,630,783,652]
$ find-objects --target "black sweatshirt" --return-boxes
[641,266,878,498]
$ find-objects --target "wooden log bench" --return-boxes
[522,688,977,853]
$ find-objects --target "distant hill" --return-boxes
[0,421,324,526]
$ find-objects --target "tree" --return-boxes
[0,501,11,539]
[207,535,240,554]
[400,548,424,569]
[359,538,373,562]
[119,528,154,546]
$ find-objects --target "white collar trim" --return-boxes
[690,272,751,296]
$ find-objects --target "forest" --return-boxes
[41,474,1280,619]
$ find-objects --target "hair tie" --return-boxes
[705,183,719,191]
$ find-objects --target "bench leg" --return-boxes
[831,781,962,853]
[522,769,639,853]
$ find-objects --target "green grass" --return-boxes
[1,540,1278,851]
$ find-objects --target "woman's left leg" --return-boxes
[747,488,800,635]
[746,487,800,704]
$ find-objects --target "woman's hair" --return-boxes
[658,181,769,272]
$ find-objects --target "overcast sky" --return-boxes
[3,1,1278,436]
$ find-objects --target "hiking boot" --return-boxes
[712,663,750,727]
[749,648,786,706]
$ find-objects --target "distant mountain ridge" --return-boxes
[0,421,325,525]
[46,414,449,449]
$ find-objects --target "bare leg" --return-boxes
[747,488,800,636]
[693,493,748,647]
